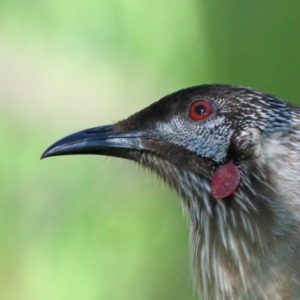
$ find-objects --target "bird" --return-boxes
[42,84,300,300]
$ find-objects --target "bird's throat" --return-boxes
[211,162,241,200]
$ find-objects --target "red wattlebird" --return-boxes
[42,85,300,299]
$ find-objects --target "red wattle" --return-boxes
[211,162,241,200]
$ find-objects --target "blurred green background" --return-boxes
[1,1,300,299]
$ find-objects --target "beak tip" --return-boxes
[40,152,47,160]
[40,150,51,160]
[41,145,60,160]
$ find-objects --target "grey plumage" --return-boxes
[42,84,300,299]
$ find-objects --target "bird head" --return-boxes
[42,84,291,203]
[42,84,300,299]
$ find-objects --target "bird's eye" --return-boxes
[189,100,214,121]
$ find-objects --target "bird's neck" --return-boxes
[139,126,300,299]
[182,157,300,299]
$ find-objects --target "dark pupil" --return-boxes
[194,105,206,115]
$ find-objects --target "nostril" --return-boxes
[86,125,113,134]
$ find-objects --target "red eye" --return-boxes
[189,100,214,121]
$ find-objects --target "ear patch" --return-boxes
[211,162,240,200]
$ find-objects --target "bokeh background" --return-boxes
[1,1,300,300]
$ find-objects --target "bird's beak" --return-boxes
[41,125,155,159]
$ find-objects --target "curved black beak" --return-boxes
[41,125,154,159]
